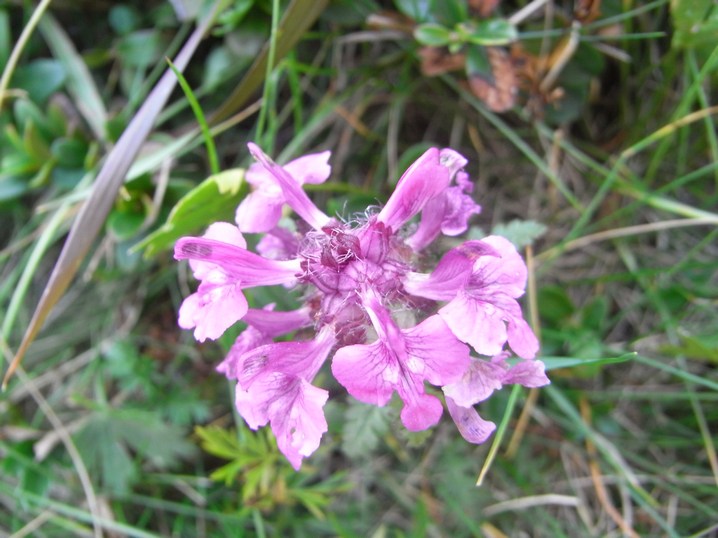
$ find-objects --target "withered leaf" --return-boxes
[468,47,517,112]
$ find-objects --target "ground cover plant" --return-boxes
[1,0,717,536]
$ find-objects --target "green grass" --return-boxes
[1,0,717,536]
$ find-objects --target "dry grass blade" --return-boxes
[2,4,221,389]
[209,0,329,124]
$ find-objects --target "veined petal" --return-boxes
[445,397,496,444]
[216,305,312,379]
[403,314,470,387]
[238,326,335,388]
[403,240,499,301]
[442,357,505,407]
[502,358,549,387]
[247,143,331,230]
[471,235,528,298]
[439,291,509,356]
[175,237,301,287]
[331,340,397,406]
[235,371,329,470]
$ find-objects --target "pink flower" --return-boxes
[233,327,335,470]
[176,143,545,469]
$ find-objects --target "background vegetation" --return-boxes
[1,0,717,536]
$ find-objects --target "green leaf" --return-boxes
[537,285,575,324]
[342,401,393,459]
[11,59,65,104]
[394,0,433,22]
[0,9,10,70]
[109,5,142,36]
[460,19,517,46]
[413,23,452,47]
[491,219,547,249]
[133,168,247,257]
[671,0,718,51]
[50,137,88,168]
[116,29,165,69]
[107,209,146,241]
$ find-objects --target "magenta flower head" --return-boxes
[175,142,548,469]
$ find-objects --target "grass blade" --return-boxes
[209,0,329,125]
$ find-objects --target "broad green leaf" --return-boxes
[413,23,452,47]
[491,219,547,249]
[133,168,247,257]
[342,401,393,459]
[394,0,433,22]
[11,59,65,104]
[460,19,517,46]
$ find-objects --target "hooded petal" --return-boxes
[175,236,301,287]
[247,143,331,230]
[236,151,331,233]
[188,222,246,278]
[377,148,467,229]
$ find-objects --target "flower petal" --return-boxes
[442,358,505,407]
[235,190,284,233]
[445,397,496,444]
[378,148,467,229]
[178,281,248,342]
[247,143,331,230]
[502,359,549,387]
[175,237,300,286]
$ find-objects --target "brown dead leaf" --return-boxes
[574,0,602,23]
[469,0,500,18]
[419,46,466,77]
[468,47,517,112]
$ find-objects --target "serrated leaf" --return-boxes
[133,168,247,257]
[342,402,393,459]
[491,219,547,249]
[195,425,243,460]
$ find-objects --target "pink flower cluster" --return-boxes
[175,143,548,469]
